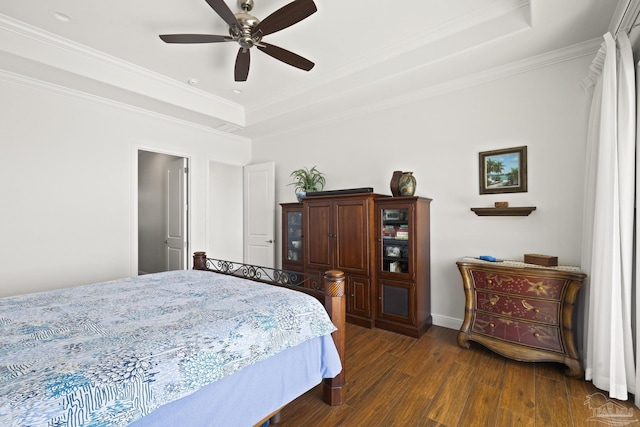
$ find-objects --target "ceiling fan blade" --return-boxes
[159,34,233,43]
[204,0,240,28]
[252,0,317,37]
[257,43,314,71]
[235,48,251,82]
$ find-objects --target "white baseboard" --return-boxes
[432,314,463,331]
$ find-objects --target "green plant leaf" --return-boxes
[289,166,325,192]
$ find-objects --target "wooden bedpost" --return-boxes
[193,251,207,270]
[323,270,346,406]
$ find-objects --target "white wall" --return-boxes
[208,161,244,262]
[0,50,593,328]
[0,76,250,297]
[251,55,592,329]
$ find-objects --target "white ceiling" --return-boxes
[0,0,621,141]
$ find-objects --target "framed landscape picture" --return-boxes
[479,146,527,194]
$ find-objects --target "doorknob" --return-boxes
[265,239,274,243]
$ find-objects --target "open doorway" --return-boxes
[138,150,189,274]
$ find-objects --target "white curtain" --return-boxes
[582,31,638,403]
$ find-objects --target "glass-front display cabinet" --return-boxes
[280,203,304,272]
[375,196,432,337]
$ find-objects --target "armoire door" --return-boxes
[304,200,333,271]
[334,198,371,275]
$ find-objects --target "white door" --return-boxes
[243,162,275,267]
[166,157,188,270]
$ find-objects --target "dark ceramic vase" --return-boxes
[390,170,403,197]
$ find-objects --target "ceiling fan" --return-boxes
[160,0,317,82]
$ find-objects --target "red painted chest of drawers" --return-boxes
[456,258,586,378]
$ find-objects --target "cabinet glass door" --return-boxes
[286,211,303,262]
[381,208,410,274]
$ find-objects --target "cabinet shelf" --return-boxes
[383,256,408,262]
[383,238,409,243]
[470,206,536,216]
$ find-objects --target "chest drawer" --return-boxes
[475,290,560,324]
[470,270,565,300]
[472,311,563,353]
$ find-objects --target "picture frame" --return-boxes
[479,146,527,194]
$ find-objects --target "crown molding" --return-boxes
[247,0,531,117]
[0,14,245,128]
[249,37,601,142]
[0,68,251,143]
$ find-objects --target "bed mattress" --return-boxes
[0,269,341,426]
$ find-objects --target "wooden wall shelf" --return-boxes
[470,206,536,216]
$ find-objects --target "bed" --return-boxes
[0,251,346,426]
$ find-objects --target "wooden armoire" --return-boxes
[282,192,432,337]
[302,193,378,328]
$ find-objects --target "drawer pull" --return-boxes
[533,332,540,338]
[490,301,496,305]
[489,322,495,328]
[534,308,540,313]
[537,285,543,291]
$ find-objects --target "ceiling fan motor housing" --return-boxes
[232,12,261,49]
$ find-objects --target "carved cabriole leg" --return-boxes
[561,281,583,379]
[564,358,584,379]
[323,270,346,406]
[457,265,475,349]
[457,330,471,349]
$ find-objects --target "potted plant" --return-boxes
[289,166,326,201]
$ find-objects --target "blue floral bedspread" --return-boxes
[0,270,337,426]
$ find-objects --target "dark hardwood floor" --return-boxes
[276,323,640,426]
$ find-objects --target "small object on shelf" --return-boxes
[390,171,403,197]
[382,226,397,238]
[524,253,558,267]
[289,166,326,200]
[470,206,536,216]
[389,261,400,272]
[386,246,402,257]
[384,209,405,220]
[399,172,416,196]
[478,255,499,262]
[306,187,374,197]
[494,201,509,208]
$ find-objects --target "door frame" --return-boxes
[132,145,191,277]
